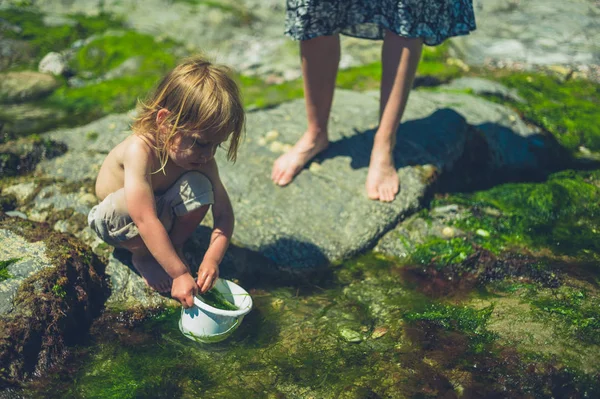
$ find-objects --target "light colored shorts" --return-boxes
[88,171,214,247]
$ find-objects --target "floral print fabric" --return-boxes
[285,0,476,46]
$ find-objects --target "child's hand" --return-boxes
[197,259,219,294]
[171,273,198,308]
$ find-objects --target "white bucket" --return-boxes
[179,278,253,344]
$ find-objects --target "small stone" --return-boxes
[257,137,267,146]
[78,193,98,207]
[5,210,28,219]
[476,229,490,237]
[281,144,292,152]
[482,207,501,217]
[548,65,571,77]
[308,162,321,173]
[269,142,286,153]
[38,52,67,76]
[339,328,363,343]
[264,130,279,142]
[446,57,470,72]
[271,298,285,311]
[442,227,455,238]
[432,204,459,215]
[108,123,116,130]
[579,146,592,155]
[371,327,388,339]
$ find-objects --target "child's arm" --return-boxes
[197,159,234,293]
[123,141,198,307]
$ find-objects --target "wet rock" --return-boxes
[38,52,67,76]
[0,71,60,104]
[0,215,107,386]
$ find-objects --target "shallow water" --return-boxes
[22,247,600,399]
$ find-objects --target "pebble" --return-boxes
[442,226,455,238]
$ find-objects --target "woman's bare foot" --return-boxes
[271,131,329,186]
[131,253,173,293]
[366,138,399,202]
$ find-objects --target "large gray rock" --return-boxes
[218,90,468,268]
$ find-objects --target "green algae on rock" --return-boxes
[42,30,178,127]
[0,258,19,281]
[435,169,600,259]
[0,8,124,70]
[483,72,600,153]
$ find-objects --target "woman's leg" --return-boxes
[271,34,340,186]
[367,31,423,202]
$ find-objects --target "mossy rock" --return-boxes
[0,215,107,387]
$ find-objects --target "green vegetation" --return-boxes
[411,237,475,267]
[69,31,177,77]
[0,258,19,281]
[52,283,67,298]
[405,304,497,354]
[435,169,600,258]
[238,74,304,109]
[199,289,238,311]
[0,8,123,69]
[530,286,600,345]
[240,42,463,108]
[42,31,178,126]
[336,42,462,92]
[487,72,600,152]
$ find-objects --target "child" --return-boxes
[88,57,245,308]
[272,0,476,202]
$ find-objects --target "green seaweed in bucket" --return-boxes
[199,289,238,311]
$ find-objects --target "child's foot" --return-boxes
[131,253,173,293]
[271,131,329,186]
[366,139,399,202]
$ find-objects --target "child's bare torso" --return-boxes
[95,134,208,200]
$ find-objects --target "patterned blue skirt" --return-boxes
[285,0,476,46]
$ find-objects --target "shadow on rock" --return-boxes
[317,108,468,172]
[184,226,333,291]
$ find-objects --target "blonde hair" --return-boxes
[132,56,245,173]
